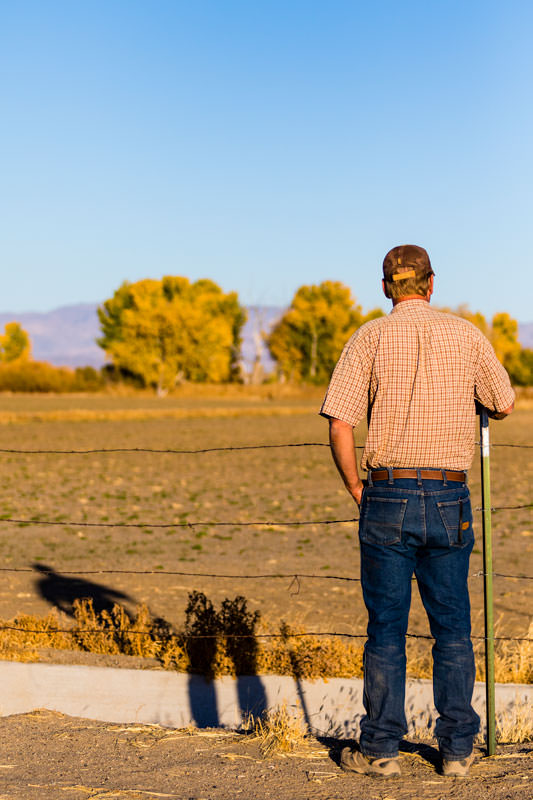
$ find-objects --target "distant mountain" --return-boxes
[0,305,104,368]
[519,322,533,348]
[0,303,285,371]
[0,303,530,370]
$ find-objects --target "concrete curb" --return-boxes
[0,661,530,736]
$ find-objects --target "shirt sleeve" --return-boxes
[319,328,375,426]
[474,335,515,412]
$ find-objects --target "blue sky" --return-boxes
[1,1,532,320]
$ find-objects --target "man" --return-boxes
[320,245,514,778]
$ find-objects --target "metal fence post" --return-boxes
[480,407,496,755]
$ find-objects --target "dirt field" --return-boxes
[0,394,531,798]
[0,710,530,800]
[0,393,530,654]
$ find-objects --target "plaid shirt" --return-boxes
[320,300,515,471]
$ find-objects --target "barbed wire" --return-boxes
[0,503,531,531]
[0,566,531,581]
[0,438,530,651]
[474,504,533,512]
[0,441,531,455]
[0,443,330,455]
[0,625,530,642]
[0,516,359,528]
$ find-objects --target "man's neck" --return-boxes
[391,294,430,306]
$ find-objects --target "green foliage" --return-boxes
[267,281,384,383]
[97,277,246,392]
[0,322,31,362]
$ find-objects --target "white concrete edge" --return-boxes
[0,660,531,738]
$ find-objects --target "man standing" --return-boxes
[320,245,514,778]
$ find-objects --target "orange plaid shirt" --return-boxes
[320,299,515,471]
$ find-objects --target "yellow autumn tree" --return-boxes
[267,281,384,383]
[97,277,246,393]
[439,305,532,386]
[0,322,31,362]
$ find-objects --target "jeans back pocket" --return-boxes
[436,496,474,547]
[359,496,407,545]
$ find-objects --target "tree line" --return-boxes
[1,276,532,391]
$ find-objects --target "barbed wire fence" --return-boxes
[0,440,531,644]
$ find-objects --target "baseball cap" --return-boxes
[383,244,434,282]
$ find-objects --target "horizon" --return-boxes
[1,296,532,326]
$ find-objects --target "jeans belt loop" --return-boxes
[367,470,374,487]
[417,468,422,487]
[387,467,394,485]
[441,468,448,487]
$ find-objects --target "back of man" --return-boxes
[320,245,514,779]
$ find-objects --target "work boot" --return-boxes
[442,752,475,777]
[340,746,401,777]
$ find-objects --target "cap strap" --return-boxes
[392,269,416,281]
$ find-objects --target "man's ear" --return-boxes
[427,274,434,299]
[382,278,390,299]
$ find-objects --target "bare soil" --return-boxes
[0,710,531,800]
[0,395,530,655]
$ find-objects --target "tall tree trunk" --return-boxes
[309,326,318,379]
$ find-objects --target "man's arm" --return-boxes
[477,400,515,420]
[487,402,514,420]
[328,417,365,506]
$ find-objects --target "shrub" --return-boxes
[0,360,104,392]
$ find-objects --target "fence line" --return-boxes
[0,566,531,581]
[0,441,531,455]
[0,437,530,651]
[0,502,531,531]
[0,516,359,529]
[1,625,531,643]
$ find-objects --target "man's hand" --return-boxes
[328,417,365,506]
[475,400,515,420]
[350,481,366,507]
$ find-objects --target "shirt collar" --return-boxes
[390,299,431,315]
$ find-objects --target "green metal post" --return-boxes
[480,408,496,755]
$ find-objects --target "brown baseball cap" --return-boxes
[383,244,434,282]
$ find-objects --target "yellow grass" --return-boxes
[0,406,319,425]
[496,700,533,743]
[245,702,310,757]
[1,601,531,686]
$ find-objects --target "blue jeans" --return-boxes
[358,473,480,760]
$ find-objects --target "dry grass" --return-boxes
[0,609,72,662]
[1,599,531,687]
[0,405,318,425]
[244,702,310,757]
[496,700,533,743]
[514,386,533,409]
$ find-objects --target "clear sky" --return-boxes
[1,0,532,320]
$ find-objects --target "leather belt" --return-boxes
[370,468,466,483]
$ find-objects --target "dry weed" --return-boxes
[248,702,310,758]
[1,598,531,689]
[0,610,71,662]
[496,700,533,743]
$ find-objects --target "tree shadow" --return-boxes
[184,592,267,729]
[32,563,133,617]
